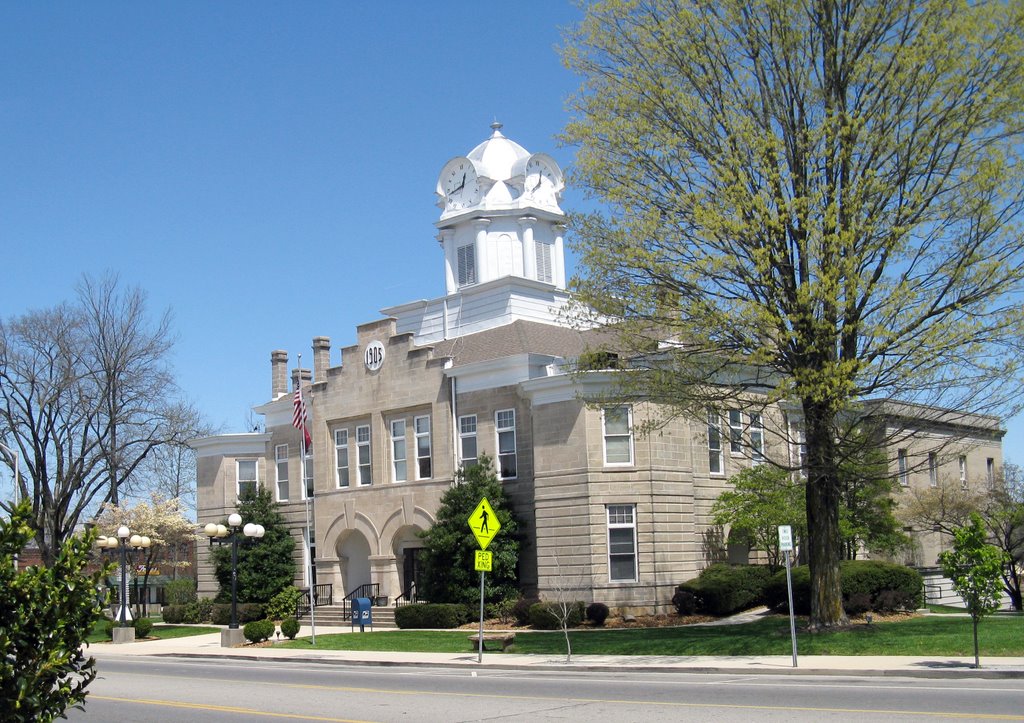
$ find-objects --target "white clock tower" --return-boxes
[382,123,574,343]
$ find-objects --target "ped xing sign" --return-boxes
[468,497,500,549]
[474,550,493,572]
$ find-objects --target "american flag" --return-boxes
[293,387,312,450]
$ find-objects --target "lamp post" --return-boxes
[95,527,150,644]
[204,513,264,647]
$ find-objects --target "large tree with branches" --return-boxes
[0,274,201,564]
[562,0,1024,629]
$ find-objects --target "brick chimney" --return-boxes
[291,367,312,392]
[312,336,331,383]
[271,350,288,398]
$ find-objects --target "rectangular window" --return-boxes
[987,458,995,488]
[496,409,517,479]
[335,429,349,488]
[929,452,938,487]
[959,455,968,489]
[357,424,372,486]
[603,406,633,465]
[237,459,257,499]
[898,449,909,486]
[391,419,407,482]
[459,415,478,468]
[607,504,638,582]
[415,415,432,479]
[749,413,764,464]
[457,244,477,286]
[535,239,553,284]
[275,444,289,502]
[728,409,743,454]
[708,410,723,475]
[302,448,314,499]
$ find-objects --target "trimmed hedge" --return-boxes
[211,602,265,626]
[103,616,153,638]
[529,601,585,630]
[764,560,923,615]
[673,564,773,617]
[162,604,186,624]
[512,597,539,626]
[394,603,471,629]
[265,586,303,621]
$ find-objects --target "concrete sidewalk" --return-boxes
[86,625,1024,680]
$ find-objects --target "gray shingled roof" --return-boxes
[431,320,610,366]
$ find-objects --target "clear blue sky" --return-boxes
[1,2,1019,481]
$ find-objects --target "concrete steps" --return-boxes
[299,605,397,629]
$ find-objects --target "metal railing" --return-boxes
[296,583,334,618]
[340,583,381,617]
[393,582,417,608]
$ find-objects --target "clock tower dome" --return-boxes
[382,124,574,343]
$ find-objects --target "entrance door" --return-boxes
[402,548,422,600]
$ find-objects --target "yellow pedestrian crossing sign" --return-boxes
[475,550,493,572]
[468,497,500,549]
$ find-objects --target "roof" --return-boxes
[432,320,610,366]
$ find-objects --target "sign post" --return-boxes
[779,525,798,668]
[468,498,501,663]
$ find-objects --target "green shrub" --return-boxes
[675,564,772,617]
[243,618,274,644]
[133,617,153,638]
[511,596,538,626]
[280,616,300,640]
[764,560,923,614]
[161,604,186,624]
[265,585,303,621]
[163,578,197,605]
[528,601,585,630]
[211,602,265,626]
[485,597,518,625]
[586,602,610,626]
[183,597,214,624]
[394,603,471,629]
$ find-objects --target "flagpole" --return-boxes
[297,353,317,645]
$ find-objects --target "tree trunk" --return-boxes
[803,400,849,631]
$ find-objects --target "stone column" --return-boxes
[519,216,537,281]
[473,218,491,283]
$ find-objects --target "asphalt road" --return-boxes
[65,657,1024,722]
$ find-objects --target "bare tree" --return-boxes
[0,274,202,564]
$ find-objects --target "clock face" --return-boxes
[443,160,480,210]
[525,158,558,202]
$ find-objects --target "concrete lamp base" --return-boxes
[221,628,246,648]
[112,627,136,644]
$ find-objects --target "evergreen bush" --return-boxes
[280,617,300,640]
[242,619,274,644]
[528,601,585,630]
[163,578,197,606]
[264,586,302,621]
[674,564,772,616]
[182,598,214,624]
[133,618,153,638]
[511,596,538,626]
[586,602,610,626]
[764,560,923,614]
[161,605,186,624]
[211,603,265,626]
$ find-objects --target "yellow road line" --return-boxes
[89,695,377,722]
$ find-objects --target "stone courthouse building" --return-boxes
[193,126,1004,613]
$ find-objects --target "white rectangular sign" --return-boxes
[778,525,793,552]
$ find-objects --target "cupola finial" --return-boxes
[490,119,504,137]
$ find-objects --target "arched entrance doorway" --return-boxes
[337,530,372,597]
[391,525,424,601]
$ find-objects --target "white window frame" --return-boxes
[928,452,938,487]
[415,415,432,480]
[602,406,633,466]
[301,447,313,500]
[897,449,909,487]
[275,444,289,502]
[357,424,372,486]
[459,414,478,468]
[708,410,723,476]
[496,409,517,480]
[728,409,743,455]
[959,455,968,489]
[237,459,258,499]
[607,504,638,583]
[335,429,349,488]
[391,419,407,482]
[749,413,764,464]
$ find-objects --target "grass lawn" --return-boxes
[277,615,1024,657]
[86,622,219,645]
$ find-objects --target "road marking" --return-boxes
[89,695,377,722]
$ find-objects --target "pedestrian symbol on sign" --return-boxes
[468,497,500,549]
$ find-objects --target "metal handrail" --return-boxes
[394,581,417,607]
[296,583,334,618]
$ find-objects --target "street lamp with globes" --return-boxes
[204,513,265,646]
[95,527,151,643]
